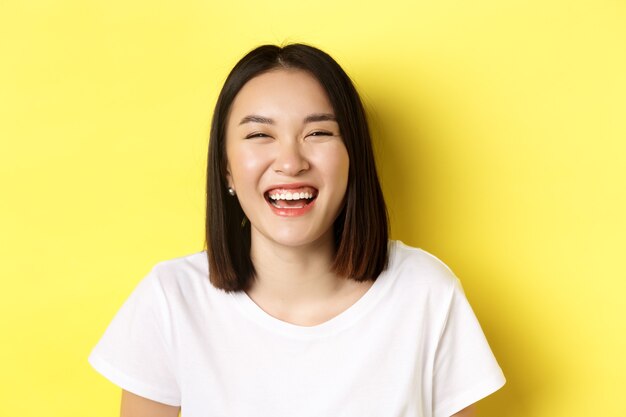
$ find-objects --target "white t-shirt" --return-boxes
[89,241,505,417]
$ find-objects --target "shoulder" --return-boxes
[141,251,215,302]
[388,240,460,286]
[150,251,208,281]
[385,240,462,300]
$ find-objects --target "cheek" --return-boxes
[227,146,271,186]
[321,145,350,185]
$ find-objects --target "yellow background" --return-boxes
[1,0,625,415]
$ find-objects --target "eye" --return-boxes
[307,131,333,137]
[245,132,271,139]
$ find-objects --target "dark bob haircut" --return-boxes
[205,43,388,292]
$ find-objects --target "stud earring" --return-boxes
[227,187,236,196]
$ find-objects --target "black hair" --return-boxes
[206,43,388,292]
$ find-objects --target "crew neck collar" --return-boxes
[229,241,397,339]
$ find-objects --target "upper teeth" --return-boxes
[269,192,314,201]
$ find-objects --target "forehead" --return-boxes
[228,69,334,123]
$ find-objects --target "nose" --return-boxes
[272,141,310,176]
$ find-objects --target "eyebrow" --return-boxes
[239,115,274,125]
[304,113,337,123]
[238,113,337,125]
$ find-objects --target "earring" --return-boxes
[227,187,236,196]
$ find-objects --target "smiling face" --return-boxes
[225,69,349,251]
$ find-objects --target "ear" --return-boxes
[225,164,233,189]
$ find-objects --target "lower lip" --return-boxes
[267,198,316,217]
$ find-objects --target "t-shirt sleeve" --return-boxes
[88,268,181,406]
[432,278,505,417]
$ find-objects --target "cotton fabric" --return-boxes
[89,241,505,416]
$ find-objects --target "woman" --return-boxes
[89,44,505,417]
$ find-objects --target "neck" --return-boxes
[248,230,344,305]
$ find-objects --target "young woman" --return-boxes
[89,44,505,417]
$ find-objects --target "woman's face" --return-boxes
[225,69,349,250]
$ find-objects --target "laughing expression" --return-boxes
[225,69,349,250]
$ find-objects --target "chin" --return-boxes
[271,235,322,249]
[263,228,332,250]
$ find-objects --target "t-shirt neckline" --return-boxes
[228,243,396,339]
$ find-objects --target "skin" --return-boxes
[119,68,481,416]
[120,390,180,417]
[226,69,350,253]
[224,68,374,323]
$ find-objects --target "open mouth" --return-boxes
[264,187,318,209]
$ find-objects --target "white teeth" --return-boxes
[268,192,315,200]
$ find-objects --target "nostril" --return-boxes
[272,152,310,174]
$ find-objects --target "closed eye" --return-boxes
[245,132,271,139]
[308,131,333,137]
